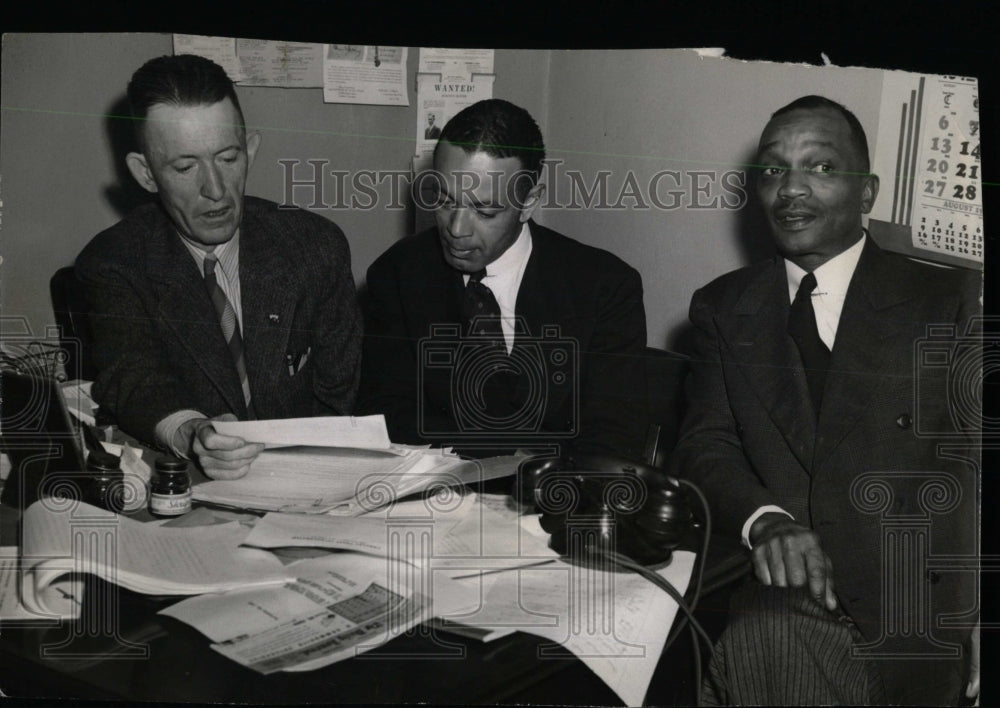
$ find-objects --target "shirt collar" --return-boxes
[177,229,241,281]
[784,232,866,302]
[483,222,531,280]
[462,221,532,283]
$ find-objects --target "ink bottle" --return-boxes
[149,456,192,517]
[86,450,126,512]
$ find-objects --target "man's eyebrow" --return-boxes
[168,144,242,160]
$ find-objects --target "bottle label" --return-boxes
[149,490,192,515]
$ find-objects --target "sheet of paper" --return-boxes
[235,39,324,87]
[243,494,557,573]
[212,414,393,450]
[323,45,408,106]
[193,446,479,514]
[418,47,494,81]
[173,34,243,81]
[20,500,290,615]
[447,551,696,707]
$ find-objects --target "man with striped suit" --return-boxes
[77,55,362,479]
[673,96,980,705]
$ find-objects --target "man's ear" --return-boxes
[860,173,880,214]
[518,182,547,223]
[246,132,262,170]
[125,152,158,194]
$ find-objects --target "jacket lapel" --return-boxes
[239,209,298,414]
[813,240,916,469]
[146,216,246,415]
[511,223,575,410]
[717,258,817,470]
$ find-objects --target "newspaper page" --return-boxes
[323,45,409,106]
[161,551,477,674]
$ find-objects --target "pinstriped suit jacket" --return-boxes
[673,238,981,702]
[76,197,362,447]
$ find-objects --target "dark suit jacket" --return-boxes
[672,238,981,703]
[358,221,648,459]
[76,196,363,446]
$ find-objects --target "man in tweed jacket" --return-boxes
[76,55,361,479]
[673,96,980,704]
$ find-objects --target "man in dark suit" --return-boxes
[673,95,980,704]
[359,99,647,460]
[77,55,362,479]
[424,112,441,140]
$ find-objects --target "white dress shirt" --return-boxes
[741,233,866,547]
[462,222,533,354]
[154,231,243,456]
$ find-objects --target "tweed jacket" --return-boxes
[76,196,362,446]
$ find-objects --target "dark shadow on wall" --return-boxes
[733,148,776,266]
[103,95,154,219]
[663,150,777,355]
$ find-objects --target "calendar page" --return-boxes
[869,72,982,269]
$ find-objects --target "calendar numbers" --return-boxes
[911,76,982,264]
[930,137,951,154]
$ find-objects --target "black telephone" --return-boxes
[513,452,692,566]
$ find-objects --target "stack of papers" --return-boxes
[161,493,695,705]
[194,415,514,514]
[18,500,291,619]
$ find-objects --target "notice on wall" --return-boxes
[323,46,409,106]
[413,73,495,171]
[418,47,494,82]
[173,34,243,81]
[235,40,324,87]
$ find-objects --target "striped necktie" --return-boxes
[203,254,254,418]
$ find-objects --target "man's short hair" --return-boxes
[126,54,245,151]
[770,95,871,172]
[436,99,546,201]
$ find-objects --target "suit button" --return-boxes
[896,413,912,429]
[926,570,941,584]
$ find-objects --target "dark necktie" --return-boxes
[787,272,830,415]
[203,254,254,418]
[463,269,504,342]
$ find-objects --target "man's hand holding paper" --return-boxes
[181,413,266,480]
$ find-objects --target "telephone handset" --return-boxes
[513,452,693,566]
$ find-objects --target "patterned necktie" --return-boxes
[203,254,254,418]
[787,271,830,415]
[463,269,504,342]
